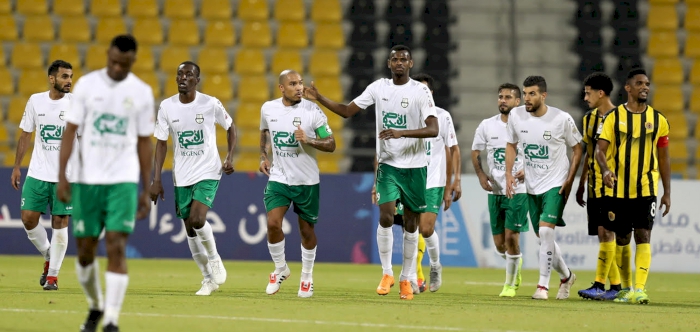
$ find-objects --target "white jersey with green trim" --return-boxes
[426,107,458,189]
[260,98,332,186]
[472,114,525,196]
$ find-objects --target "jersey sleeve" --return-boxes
[471,121,487,151]
[444,112,458,147]
[153,104,170,141]
[137,86,156,137]
[598,111,616,143]
[581,112,592,145]
[659,114,670,138]
[213,98,233,130]
[563,114,583,147]
[18,97,35,132]
[506,113,519,144]
[65,79,87,128]
[259,103,268,131]
[418,88,438,122]
[312,104,332,139]
[351,81,377,109]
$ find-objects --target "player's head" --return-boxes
[412,73,434,94]
[47,60,73,93]
[107,34,138,82]
[497,83,521,115]
[176,61,200,94]
[387,45,413,77]
[278,70,303,103]
[522,76,547,113]
[625,67,649,103]
[583,72,613,109]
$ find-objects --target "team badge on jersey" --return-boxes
[293,117,301,127]
[543,131,552,140]
[645,122,653,130]
[195,114,204,124]
[59,111,65,120]
[401,98,409,108]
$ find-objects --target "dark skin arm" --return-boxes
[443,145,453,210]
[379,116,439,139]
[150,139,168,203]
[222,123,237,174]
[559,143,583,204]
[259,129,271,176]
[57,123,79,203]
[303,81,362,118]
[596,139,616,189]
[576,151,589,207]
[450,145,462,201]
[658,145,671,216]
[136,136,153,220]
[10,131,32,190]
[471,149,493,191]
[294,125,335,152]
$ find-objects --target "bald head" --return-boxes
[279,69,301,85]
[278,70,303,105]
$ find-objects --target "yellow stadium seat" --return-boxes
[326,110,343,130]
[235,49,266,76]
[684,34,700,58]
[198,47,230,75]
[277,22,308,49]
[647,32,678,58]
[691,61,700,85]
[59,17,90,43]
[0,47,5,67]
[164,0,194,19]
[317,153,341,173]
[0,126,9,152]
[696,119,700,138]
[12,43,43,69]
[49,44,80,68]
[19,70,48,96]
[8,96,27,124]
[131,46,155,72]
[70,67,83,82]
[652,59,683,85]
[85,44,108,71]
[313,23,345,50]
[91,0,122,17]
[168,19,200,46]
[235,152,262,172]
[23,16,55,42]
[241,21,272,48]
[0,0,10,15]
[647,5,678,31]
[238,76,270,103]
[271,49,303,75]
[238,0,269,21]
[215,126,227,147]
[274,0,305,22]
[204,21,236,47]
[164,77,179,97]
[651,85,684,113]
[54,0,86,16]
[17,0,48,15]
[0,15,18,41]
[201,0,232,20]
[132,18,163,46]
[309,51,341,77]
[160,47,192,73]
[314,77,343,102]
[684,6,700,32]
[201,74,234,103]
[95,18,126,44]
[237,127,259,148]
[127,0,158,18]
[311,0,342,23]
[664,113,688,140]
[132,70,161,98]
[235,102,262,129]
[0,68,13,95]
[669,142,688,163]
[691,87,700,113]
[649,0,678,3]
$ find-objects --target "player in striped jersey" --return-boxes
[575,73,622,300]
[595,68,671,304]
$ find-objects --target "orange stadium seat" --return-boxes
[313,23,345,49]
[168,19,200,46]
[12,43,43,69]
[198,47,230,74]
[664,113,689,139]
[85,44,108,71]
[127,0,158,18]
[647,32,678,58]
[0,68,13,95]
[201,0,232,20]
[274,0,305,22]
[17,0,48,15]
[19,70,48,96]
[131,46,155,72]
[647,5,678,31]
[201,74,234,102]
[132,70,161,98]
[651,85,684,113]
[49,44,81,68]
[684,34,700,58]
[0,15,18,41]
[238,0,269,21]
[652,59,683,85]
[309,51,341,77]
[234,102,261,129]
[164,0,195,19]
[311,0,343,23]
[23,16,55,42]
[241,21,271,48]
[91,0,122,17]
[684,6,700,32]
[235,49,266,76]
[238,76,270,103]
[690,87,700,113]
[54,0,86,16]
[8,96,27,124]
[314,77,343,102]
[59,17,91,43]
[271,49,303,75]
[160,47,192,73]
[95,18,127,44]
[132,18,164,46]
[277,22,308,49]
[0,0,10,15]
[204,21,236,47]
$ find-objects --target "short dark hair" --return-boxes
[110,34,138,53]
[626,67,648,83]
[389,44,412,59]
[412,73,434,91]
[498,83,521,99]
[48,60,72,76]
[523,76,547,93]
[583,72,613,96]
[179,61,200,77]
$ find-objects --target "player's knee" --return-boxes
[267,218,283,234]
[420,226,434,238]
[20,211,40,230]
[188,213,207,229]
[633,229,651,244]
[378,211,394,228]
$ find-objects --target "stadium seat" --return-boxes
[311,0,343,23]
[70,67,83,82]
[54,0,86,16]
[647,32,679,58]
[241,21,272,48]
[649,0,678,3]
[17,0,48,15]
[59,17,90,43]
[234,152,261,172]
[204,21,236,47]
[313,77,343,102]
[12,43,43,69]
[309,51,341,77]
[317,153,341,173]
[95,18,127,44]
[646,5,678,31]
[690,87,700,113]
[313,23,345,50]
[0,47,5,67]
[325,109,343,130]
[235,102,262,129]
[160,47,192,73]
[132,18,164,46]
[23,16,55,42]
[48,44,80,68]
[168,19,200,46]
[238,0,269,21]
[164,76,179,97]
[133,70,161,98]
[198,47,230,75]
[201,74,234,103]
[237,76,270,103]
[0,68,13,95]
[652,59,683,85]
[274,0,305,22]
[201,0,232,20]
[215,126,228,147]
[277,22,308,49]
[684,34,700,58]
[131,46,155,72]
[669,142,688,164]
[0,126,9,153]
[271,49,303,75]
[234,49,266,76]
[8,96,27,124]
[0,15,18,41]
[664,113,688,139]
[85,44,108,71]
[163,150,174,170]
[19,70,48,96]
[126,0,158,18]
[237,127,259,148]
[696,119,700,137]
[652,85,684,113]
[164,0,195,19]
[91,0,122,17]
[684,6,700,32]
[0,0,9,15]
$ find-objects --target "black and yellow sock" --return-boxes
[634,243,651,291]
[595,241,615,284]
[608,244,621,289]
[617,244,632,289]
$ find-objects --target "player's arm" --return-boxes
[151,105,170,202]
[657,119,671,216]
[224,122,237,167]
[298,125,335,152]
[371,153,378,205]
[443,145,453,210]
[259,129,271,176]
[471,149,492,192]
[504,116,519,198]
[450,145,462,201]
[381,115,438,139]
[576,151,589,207]
[595,112,616,188]
[137,136,153,194]
[57,122,78,202]
[561,142,583,203]
[303,81,362,118]
[11,99,36,190]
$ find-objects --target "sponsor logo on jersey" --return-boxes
[93,113,128,136]
[493,148,505,164]
[271,131,300,158]
[39,124,64,145]
[195,114,204,124]
[177,130,205,149]
[382,111,407,129]
[523,144,549,161]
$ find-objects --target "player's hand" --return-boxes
[443,188,452,211]
[660,193,671,217]
[451,180,462,201]
[10,167,21,190]
[559,180,574,204]
[505,174,516,199]
[371,185,378,205]
[57,177,71,203]
[259,158,271,176]
[477,174,493,192]
[515,169,525,182]
[136,192,151,220]
[602,170,616,188]
[576,185,586,207]
[222,157,235,175]
[303,81,318,101]
[378,129,403,140]
[294,125,308,143]
[150,179,164,204]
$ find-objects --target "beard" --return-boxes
[525,102,539,112]
[498,106,511,115]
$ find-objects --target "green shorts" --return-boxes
[174,180,219,219]
[528,187,567,234]
[21,176,72,215]
[376,163,427,213]
[425,187,445,214]
[263,181,320,223]
[72,183,138,238]
[488,194,529,235]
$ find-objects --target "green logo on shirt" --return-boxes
[39,124,64,144]
[382,112,407,129]
[93,113,128,136]
[178,130,205,149]
[523,144,549,160]
[493,148,505,164]
[272,131,299,158]
[425,140,431,156]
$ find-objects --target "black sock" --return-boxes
[593,281,605,290]
[610,284,622,291]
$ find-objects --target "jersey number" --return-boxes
[21,198,25,207]
[650,202,656,218]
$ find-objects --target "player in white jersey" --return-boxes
[57,35,154,332]
[11,60,75,290]
[472,83,528,297]
[504,76,583,300]
[304,45,438,300]
[260,70,336,298]
[151,61,234,296]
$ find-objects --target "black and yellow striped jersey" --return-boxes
[582,108,614,198]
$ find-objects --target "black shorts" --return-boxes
[603,196,657,236]
[393,199,404,226]
[586,197,606,236]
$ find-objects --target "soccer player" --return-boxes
[151,61,234,296]
[505,76,582,300]
[575,73,622,300]
[304,45,438,300]
[57,35,154,332]
[472,83,527,297]
[11,60,75,290]
[595,68,670,304]
[260,70,336,298]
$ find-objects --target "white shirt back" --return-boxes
[472,114,526,195]
[65,69,155,185]
[353,78,438,169]
[154,92,233,187]
[260,98,331,186]
[506,105,582,195]
[426,107,458,189]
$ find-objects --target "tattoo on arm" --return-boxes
[260,130,270,161]
[475,155,485,174]
[306,136,336,153]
